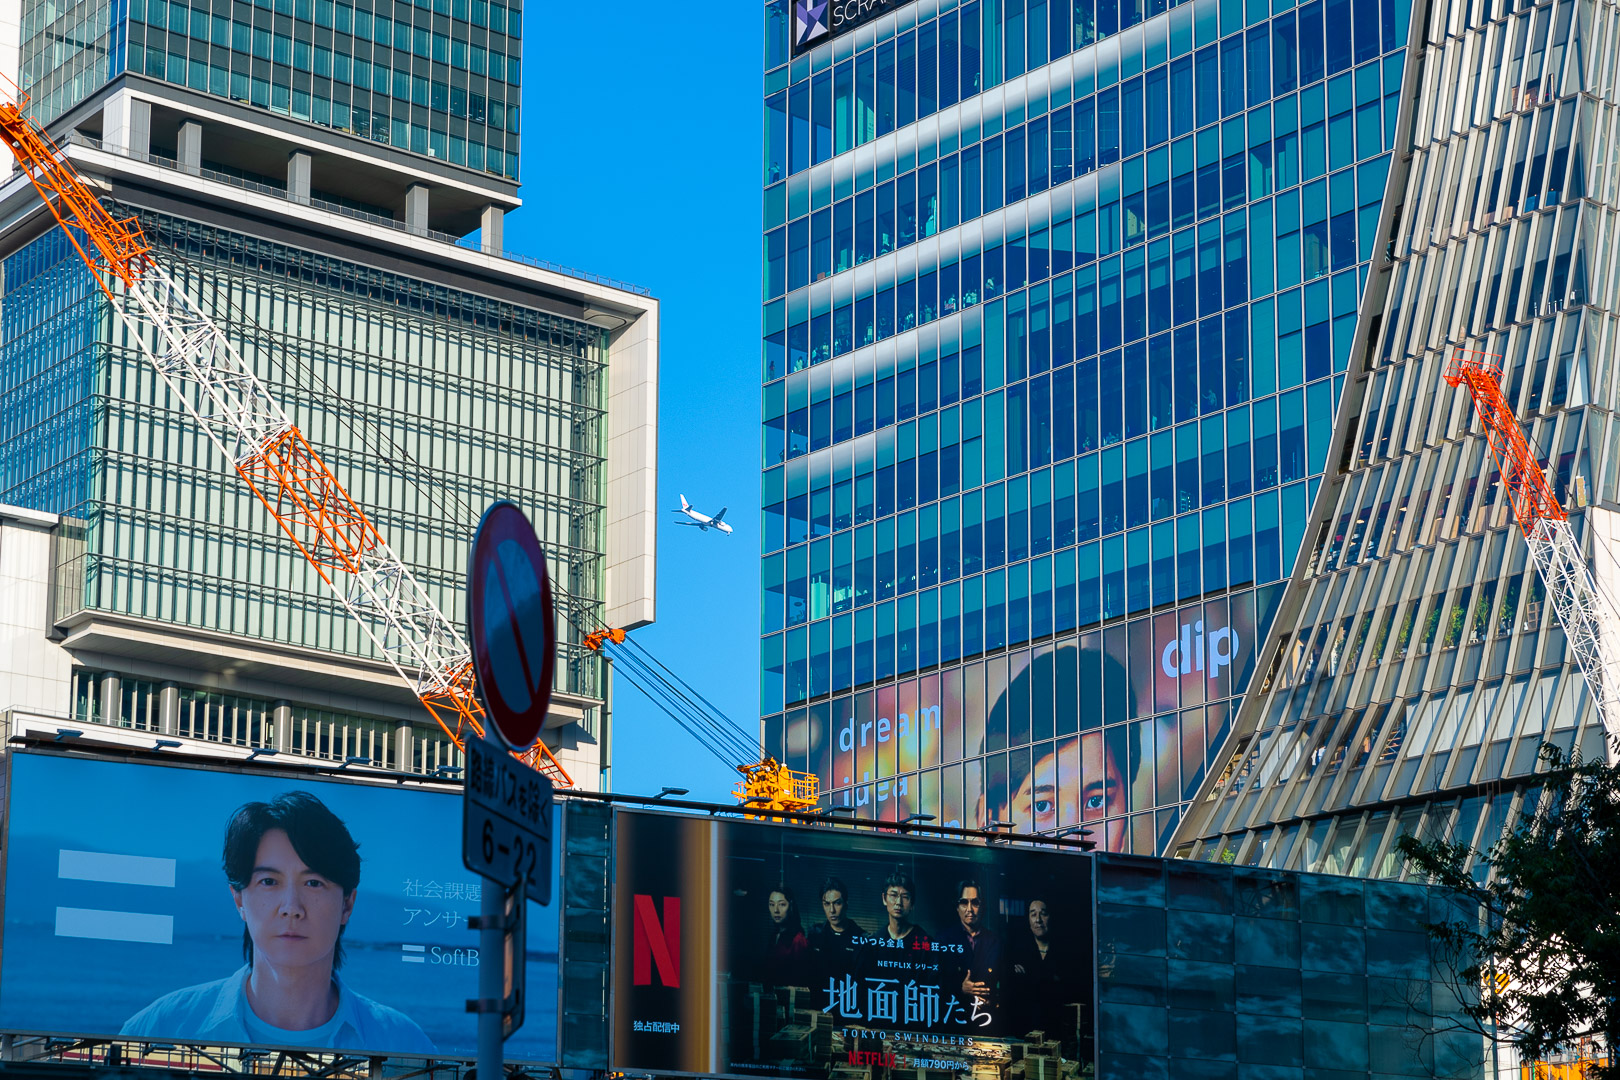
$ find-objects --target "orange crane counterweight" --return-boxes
[0,86,571,785]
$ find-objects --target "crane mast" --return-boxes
[0,90,572,786]
[1444,349,1620,764]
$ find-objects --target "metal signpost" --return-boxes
[463,501,556,1079]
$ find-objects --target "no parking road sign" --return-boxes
[466,499,555,752]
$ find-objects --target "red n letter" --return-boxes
[633,894,680,987]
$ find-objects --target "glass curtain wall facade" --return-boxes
[18,0,128,126]
[0,212,611,744]
[19,0,522,176]
[1176,0,1620,872]
[760,0,1415,851]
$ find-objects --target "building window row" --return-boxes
[764,41,1403,327]
[126,0,520,176]
[761,295,1345,559]
[18,0,123,127]
[69,669,466,771]
[765,17,1401,296]
[19,0,520,165]
[1194,784,1528,880]
[128,0,519,79]
[760,492,1302,709]
[763,439,1311,624]
[764,237,1369,499]
[124,39,516,176]
[764,0,1401,184]
[1199,664,1607,853]
[763,104,1395,387]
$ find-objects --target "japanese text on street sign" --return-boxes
[463,736,552,898]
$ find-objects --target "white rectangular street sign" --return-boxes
[462,735,552,901]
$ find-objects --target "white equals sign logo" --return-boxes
[55,850,176,944]
[402,944,426,964]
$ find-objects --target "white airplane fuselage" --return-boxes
[674,495,733,534]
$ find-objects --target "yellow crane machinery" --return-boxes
[0,87,573,786]
[733,758,822,815]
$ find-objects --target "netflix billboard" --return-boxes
[610,809,1093,1079]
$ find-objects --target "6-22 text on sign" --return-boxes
[462,735,553,901]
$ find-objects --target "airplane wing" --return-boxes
[674,520,704,526]
[711,507,728,524]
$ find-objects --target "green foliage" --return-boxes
[1396,744,1620,1078]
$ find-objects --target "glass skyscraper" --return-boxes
[0,0,660,785]
[758,0,1418,851]
[761,0,1620,885]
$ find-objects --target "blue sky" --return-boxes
[510,4,765,802]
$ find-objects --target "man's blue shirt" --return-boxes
[120,965,435,1054]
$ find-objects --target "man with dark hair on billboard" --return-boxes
[1008,898,1076,1053]
[121,791,434,1052]
[938,879,1003,1032]
[805,876,864,984]
[849,867,931,1023]
[980,642,1132,848]
[878,866,929,949]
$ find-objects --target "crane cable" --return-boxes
[607,637,759,767]
[152,240,761,770]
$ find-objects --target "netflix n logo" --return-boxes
[632,894,680,988]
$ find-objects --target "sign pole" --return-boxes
[476,883,503,1080]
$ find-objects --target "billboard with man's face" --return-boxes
[612,809,1094,1079]
[0,752,559,1061]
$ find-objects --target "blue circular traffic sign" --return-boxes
[467,501,555,752]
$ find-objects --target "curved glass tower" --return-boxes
[1173,0,1620,874]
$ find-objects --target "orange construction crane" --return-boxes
[1445,348,1620,762]
[0,88,572,785]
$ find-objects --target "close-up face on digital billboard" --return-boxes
[613,809,1094,1079]
[780,588,1260,854]
[0,752,559,1061]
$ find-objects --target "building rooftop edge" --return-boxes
[49,73,523,207]
[0,141,658,311]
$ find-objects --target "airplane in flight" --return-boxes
[674,495,733,534]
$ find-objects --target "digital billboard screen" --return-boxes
[612,810,1093,1079]
[782,586,1261,854]
[0,751,559,1060]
